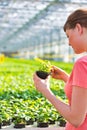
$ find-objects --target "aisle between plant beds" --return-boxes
[1,127,65,130]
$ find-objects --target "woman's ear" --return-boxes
[76,23,83,35]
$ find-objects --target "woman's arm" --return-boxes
[33,74,87,128]
[44,86,87,127]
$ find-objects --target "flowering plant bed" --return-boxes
[0,57,73,130]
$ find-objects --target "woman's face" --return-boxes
[66,24,86,54]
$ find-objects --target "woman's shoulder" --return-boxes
[75,55,87,64]
[73,55,87,69]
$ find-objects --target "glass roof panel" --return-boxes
[0,0,87,53]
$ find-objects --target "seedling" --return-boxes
[35,58,52,79]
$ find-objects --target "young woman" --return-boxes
[33,8,87,130]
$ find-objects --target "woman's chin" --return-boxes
[74,49,85,54]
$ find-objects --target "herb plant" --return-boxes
[35,58,52,79]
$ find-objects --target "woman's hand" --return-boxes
[33,73,50,94]
[51,66,69,82]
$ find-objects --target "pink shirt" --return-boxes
[64,55,87,130]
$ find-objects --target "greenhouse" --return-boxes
[0,0,87,130]
[0,0,87,61]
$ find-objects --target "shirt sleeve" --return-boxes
[72,59,87,88]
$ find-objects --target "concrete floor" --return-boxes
[2,126,65,130]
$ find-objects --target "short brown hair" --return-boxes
[63,8,87,32]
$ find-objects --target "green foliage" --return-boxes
[0,57,73,125]
[35,58,52,73]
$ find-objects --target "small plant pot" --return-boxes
[26,120,34,125]
[57,116,66,127]
[58,120,66,127]
[0,123,2,129]
[36,71,50,79]
[2,119,12,126]
[48,119,55,124]
[14,123,25,128]
[37,122,49,127]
